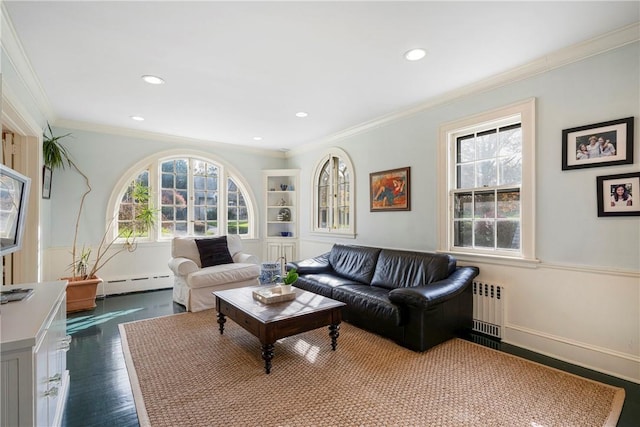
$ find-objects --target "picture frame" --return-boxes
[42,165,52,199]
[562,117,634,170]
[596,172,640,217]
[369,167,410,211]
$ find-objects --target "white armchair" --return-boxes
[168,235,260,312]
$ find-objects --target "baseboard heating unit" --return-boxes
[472,281,504,339]
[101,273,173,296]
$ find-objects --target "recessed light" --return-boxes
[295,112,308,118]
[130,115,145,121]
[404,48,426,61]
[253,136,263,141]
[141,75,165,85]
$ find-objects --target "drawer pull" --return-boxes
[44,386,59,397]
[48,373,62,383]
[60,335,72,351]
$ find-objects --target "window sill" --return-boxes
[437,249,540,268]
[310,231,356,239]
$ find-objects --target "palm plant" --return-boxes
[43,122,72,170]
[43,124,156,281]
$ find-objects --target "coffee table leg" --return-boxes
[329,323,340,350]
[217,313,226,334]
[262,343,275,374]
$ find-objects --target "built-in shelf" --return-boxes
[263,169,299,262]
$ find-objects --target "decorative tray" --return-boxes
[252,286,296,304]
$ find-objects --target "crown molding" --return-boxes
[54,118,286,158]
[1,82,42,137]
[289,22,640,156]
[1,3,56,124]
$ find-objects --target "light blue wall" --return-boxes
[46,128,286,247]
[288,42,640,271]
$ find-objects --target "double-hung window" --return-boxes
[438,99,536,260]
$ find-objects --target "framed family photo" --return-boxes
[596,172,640,217]
[562,117,634,170]
[369,167,410,211]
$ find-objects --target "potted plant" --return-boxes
[43,124,156,312]
[278,268,298,294]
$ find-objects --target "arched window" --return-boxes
[312,148,355,237]
[109,152,256,241]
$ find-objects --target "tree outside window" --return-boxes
[114,155,255,241]
[439,98,535,260]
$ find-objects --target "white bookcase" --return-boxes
[263,169,299,264]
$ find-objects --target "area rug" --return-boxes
[119,310,624,427]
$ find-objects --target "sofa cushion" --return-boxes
[331,285,403,326]
[195,236,234,267]
[172,237,203,266]
[329,245,381,284]
[187,263,260,289]
[371,249,452,290]
[172,235,244,267]
[226,234,242,257]
[294,274,362,298]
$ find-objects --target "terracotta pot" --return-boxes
[63,276,103,313]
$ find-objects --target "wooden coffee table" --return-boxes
[213,286,346,374]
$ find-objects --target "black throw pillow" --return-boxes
[195,236,234,268]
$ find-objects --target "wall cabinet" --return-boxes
[1,281,70,427]
[263,169,299,264]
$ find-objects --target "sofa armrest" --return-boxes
[168,257,199,276]
[388,266,479,309]
[233,252,259,264]
[286,252,332,274]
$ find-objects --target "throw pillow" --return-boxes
[195,236,234,268]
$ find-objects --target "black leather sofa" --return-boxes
[287,244,479,352]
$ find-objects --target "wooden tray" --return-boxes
[252,286,296,304]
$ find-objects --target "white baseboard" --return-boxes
[505,324,640,384]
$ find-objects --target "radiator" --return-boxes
[472,281,504,339]
[98,273,173,296]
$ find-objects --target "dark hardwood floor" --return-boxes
[62,289,639,427]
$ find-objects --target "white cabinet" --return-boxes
[1,281,70,427]
[266,240,297,264]
[263,169,299,263]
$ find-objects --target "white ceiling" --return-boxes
[3,1,639,150]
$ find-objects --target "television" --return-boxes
[0,164,31,256]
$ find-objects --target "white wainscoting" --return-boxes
[472,261,639,383]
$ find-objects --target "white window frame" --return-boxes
[311,147,356,238]
[437,98,536,261]
[107,149,257,241]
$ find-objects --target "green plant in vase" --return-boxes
[279,268,298,294]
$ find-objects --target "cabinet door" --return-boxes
[265,241,297,265]
[266,242,282,263]
[281,241,297,263]
[47,298,67,425]
[35,332,50,427]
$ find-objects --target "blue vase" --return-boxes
[259,263,280,285]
